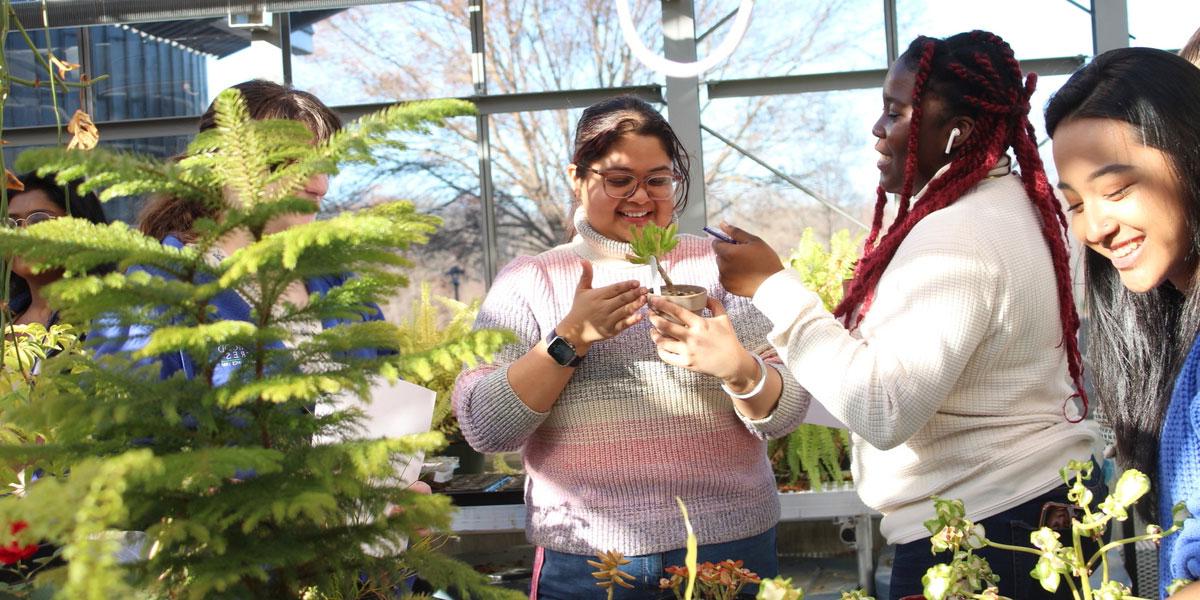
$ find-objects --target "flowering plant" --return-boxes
[589,550,636,599]
[0,521,38,565]
[920,460,1188,600]
[659,559,762,600]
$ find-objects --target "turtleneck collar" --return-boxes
[569,206,667,264]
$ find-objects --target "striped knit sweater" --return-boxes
[452,212,808,555]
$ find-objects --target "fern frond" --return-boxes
[15,146,217,204]
[0,218,196,276]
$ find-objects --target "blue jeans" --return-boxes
[531,527,778,600]
[888,474,1106,600]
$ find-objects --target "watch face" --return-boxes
[546,336,577,366]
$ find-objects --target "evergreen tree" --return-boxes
[0,89,517,600]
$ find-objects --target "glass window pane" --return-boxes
[290,4,473,104]
[319,111,487,306]
[895,0,1092,59]
[91,23,232,120]
[488,109,579,267]
[297,1,663,100]
[702,91,879,251]
[3,28,82,128]
[1028,74,1070,184]
[4,17,286,127]
[702,84,1064,255]
[1129,2,1200,51]
[702,0,886,79]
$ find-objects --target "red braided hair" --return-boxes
[834,31,1088,419]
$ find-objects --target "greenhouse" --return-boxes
[0,0,1196,599]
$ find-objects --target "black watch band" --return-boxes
[545,329,583,367]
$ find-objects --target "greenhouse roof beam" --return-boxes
[2,85,667,148]
[12,0,411,28]
[705,55,1086,99]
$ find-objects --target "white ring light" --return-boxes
[615,0,754,79]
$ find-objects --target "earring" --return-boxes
[944,127,961,155]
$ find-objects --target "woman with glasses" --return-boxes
[453,96,808,599]
[6,172,109,327]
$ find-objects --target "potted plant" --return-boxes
[627,222,705,317]
[917,460,1186,600]
[0,89,523,599]
[638,499,875,600]
[770,228,861,492]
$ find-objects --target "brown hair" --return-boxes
[1182,26,1200,67]
[139,79,342,242]
[571,95,691,211]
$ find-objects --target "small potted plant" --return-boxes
[627,222,706,318]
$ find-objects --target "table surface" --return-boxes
[448,485,876,533]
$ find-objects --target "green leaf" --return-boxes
[135,320,258,359]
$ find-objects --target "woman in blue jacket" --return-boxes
[1047,47,1200,599]
[93,79,386,370]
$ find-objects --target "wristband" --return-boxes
[721,353,767,399]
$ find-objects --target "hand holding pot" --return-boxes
[555,260,647,354]
[711,222,784,298]
[648,296,753,383]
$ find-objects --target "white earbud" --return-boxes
[944,127,962,155]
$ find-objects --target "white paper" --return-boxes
[317,378,437,555]
[346,378,437,488]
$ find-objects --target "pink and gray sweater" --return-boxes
[452,215,808,555]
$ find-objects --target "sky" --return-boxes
[199,0,1200,225]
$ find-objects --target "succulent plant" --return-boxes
[627,222,679,287]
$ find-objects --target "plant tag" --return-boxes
[648,255,662,295]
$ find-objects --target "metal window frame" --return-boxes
[4,0,1130,285]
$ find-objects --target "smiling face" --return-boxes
[1053,117,1195,292]
[570,134,675,243]
[7,188,66,281]
[872,61,959,194]
[260,173,329,235]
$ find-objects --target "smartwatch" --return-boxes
[545,329,584,367]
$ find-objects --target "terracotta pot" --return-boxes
[650,284,707,324]
[898,596,925,600]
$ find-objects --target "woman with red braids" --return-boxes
[712,31,1100,599]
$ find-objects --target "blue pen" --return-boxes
[702,225,737,244]
[483,475,513,493]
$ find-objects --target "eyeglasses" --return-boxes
[5,211,60,229]
[588,168,682,201]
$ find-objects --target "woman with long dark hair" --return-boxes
[1046,46,1200,599]
[6,172,109,327]
[713,31,1100,599]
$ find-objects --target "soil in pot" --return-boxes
[650,284,707,324]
